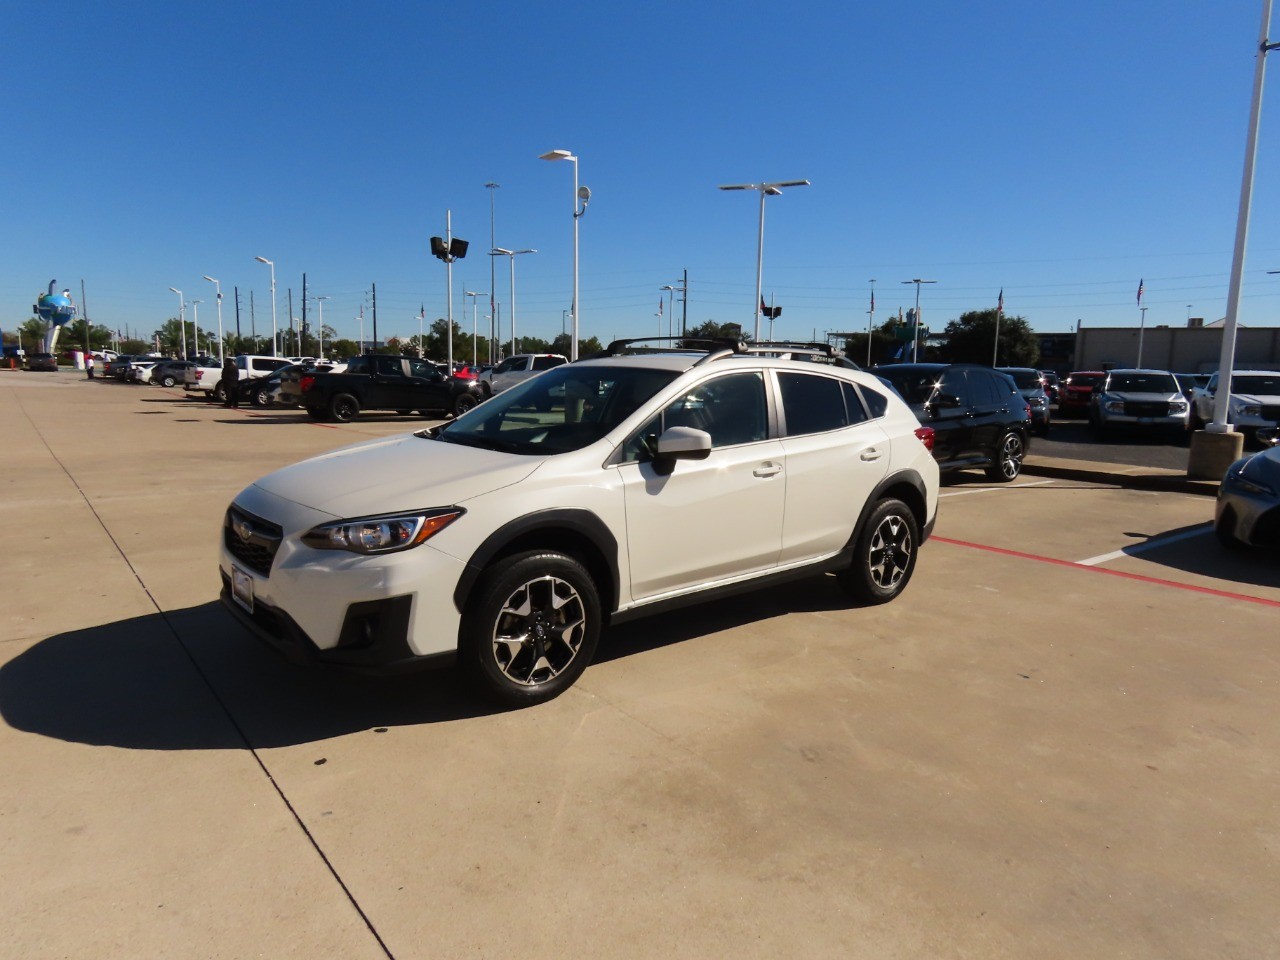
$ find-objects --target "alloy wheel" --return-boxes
[867,514,913,590]
[490,575,586,686]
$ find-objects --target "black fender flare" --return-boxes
[452,508,621,615]
[847,470,932,549]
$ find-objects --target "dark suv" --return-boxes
[875,363,1032,481]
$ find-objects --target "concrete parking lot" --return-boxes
[3,370,1278,959]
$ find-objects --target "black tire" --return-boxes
[160,375,177,388]
[252,387,273,408]
[453,393,479,416]
[212,383,225,403]
[329,393,360,423]
[459,551,602,708]
[479,382,492,398]
[985,431,1024,482]
[305,407,327,421]
[1215,510,1246,550]
[395,408,413,416]
[837,498,919,605]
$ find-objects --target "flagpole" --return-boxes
[867,279,876,366]
[1136,279,1145,366]
[993,289,1003,367]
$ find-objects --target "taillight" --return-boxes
[914,426,935,451]
[300,375,316,392]
[195,370,204,381]
[1024,403,1032,420]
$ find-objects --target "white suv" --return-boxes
[1193,370,1280,441]
[220,340,940,706]
[477,353,568,396]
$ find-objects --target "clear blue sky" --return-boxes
[5,0,1280,348]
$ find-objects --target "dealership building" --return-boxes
[1062,318,1280,373]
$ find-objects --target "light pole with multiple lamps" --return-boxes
[490,247,536,357]
[167,287,186,360]
[202,276,225,361]
[718,179,810,341]
[430,212,468,372]
[253,256,278,357]
[540,150,590,360]
[660,284,677,339]
[901,279,937,362]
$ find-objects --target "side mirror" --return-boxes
[653,426,712,472]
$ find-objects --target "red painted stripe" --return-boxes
[931,535,1280,609]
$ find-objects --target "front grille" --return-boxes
[1124,400,1171,417]
[224,505,283,577]
[1260,404,1280,423]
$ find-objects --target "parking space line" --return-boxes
[931,535,1280,609]
[1076,524,1212,566]
[938,479,1054,498]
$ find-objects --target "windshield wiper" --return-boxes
[430,431,525,453]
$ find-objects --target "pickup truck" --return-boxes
[184,355,290,401]
[301,354,484,422]
[476,353,568,397]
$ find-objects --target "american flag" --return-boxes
[870,288,875,311]
[997,288,1004,315]
[1137,279,1144,304]
[658,299,663,317]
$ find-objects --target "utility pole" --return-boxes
[234,286,242,345]
[372,283,378,349]
[682,268,689,337]
[250,290,256,347]
[287,287,294,355]
[80,279,90,358]
[301,273,308,356]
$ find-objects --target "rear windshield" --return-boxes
[874,368,940,404]
[1065,373,1104,387]
[1107,373,1178,393]
[1233,374,1280,395]
[1002,370,1043,390]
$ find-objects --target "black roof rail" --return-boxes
[590,335,747,359]
[741,340,862,370]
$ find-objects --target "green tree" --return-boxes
[937,309,1039,367]
[328,338,359,359]
[843,317,914,367]
[549,333,602,357]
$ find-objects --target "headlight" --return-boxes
[302,508,463,554]
[1169,399,1188,414]
[1104,399,1124,414]
[1226,465,1275,497]
[1238,403,1262,418]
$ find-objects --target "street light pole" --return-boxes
[540,150,589,360]
[190,300,202,356]
[315,295,329,357]
[485,182,499,365]
[660,285,677,339]
[867,279,877,366]
[491,248,536,357]
[254,256,278,357]
[465,291,482,365]
[1137,306,1149,366]
[167,287,186,360]
[718,179,810,341]
[202,276,224,362]
[901,279,937,362]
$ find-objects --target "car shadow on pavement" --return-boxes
[1118,524,1280,589]
[0,603,493,751]
[598,574,854,664]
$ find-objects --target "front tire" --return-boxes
[253,388,272,408]
[329,393,359,423]
[212,383,225,403]
[460,551,601,708]
[453,393,479,416]
[838,498,919,605]
[986,431,1024,482]
[160,375,177,388]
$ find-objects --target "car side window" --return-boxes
[374,356,404,377]
[494,358,517,374]
[842,382,871,423]
[407,359,437,379]
[346,357,368,375]
[969,371,1002,407]
[619,371,767,462]
[936,369,969,407]
[778,372,847,436]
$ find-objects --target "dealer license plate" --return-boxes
[231,565,254,613]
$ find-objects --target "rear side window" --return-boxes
[937,369,969,405]
[969,372,1004,406]
[532,356,565,371]
[858,385,889,419]
[778,372,847,436]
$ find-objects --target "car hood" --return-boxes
[1231,392,1280,405]
[251,433,545,518]
[1239,445,1280,485]
[1103,391,1181,402]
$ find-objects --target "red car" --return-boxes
[1059,370,1106,418]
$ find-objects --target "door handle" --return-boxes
[753,461,782,478]
[860,447,883,462]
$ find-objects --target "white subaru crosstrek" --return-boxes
[220,341,940,707]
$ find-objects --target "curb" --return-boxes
[1021,456,1219,497]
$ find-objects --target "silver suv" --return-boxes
[1089,369,1190,441]
[477,353,568,397]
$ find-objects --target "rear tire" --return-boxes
[985,431,1024,482]
[160,375,176,388]
[395,409,413,416]
[329,393,360,423]
[253,388,272,408]
[838,498,919,605]
[212,383,225,403]
[459,551,601,708]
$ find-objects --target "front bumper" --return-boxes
[1217,479,1280,548]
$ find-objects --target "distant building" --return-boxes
[1074,318,1280,373]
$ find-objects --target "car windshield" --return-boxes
[1233,374,1280,395]
[1066,373,1104,387]
[874,368,940,404]
[1107,373,1177,393]
[430,364,681,455]
[1002,369,1043,390]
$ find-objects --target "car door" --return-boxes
[405,358,448,409]
[775,372,890,564]
[927,368,973,464]
[369,355,408,407]
[967,370,1009,455]
[618,370,786,600]
[490,356,526,393]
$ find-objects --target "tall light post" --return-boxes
[718,179,810,341]
[465,291,483,365]
[485,182,499,365]
[167,287,186,360]
[253,256,278,357]
[189,300,203,356]
[901,279,937,362]
[490,247,536,356]
[1137,306,1149,366]
[202,275,225,362]
[430,212,468,372]
[314,295,330,357]
[540,149,590,360]
[660,284,677,339]
[867,279,877,366]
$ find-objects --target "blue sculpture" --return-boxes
[34,279,77,354]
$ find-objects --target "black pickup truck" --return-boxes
[301,354,484,422]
